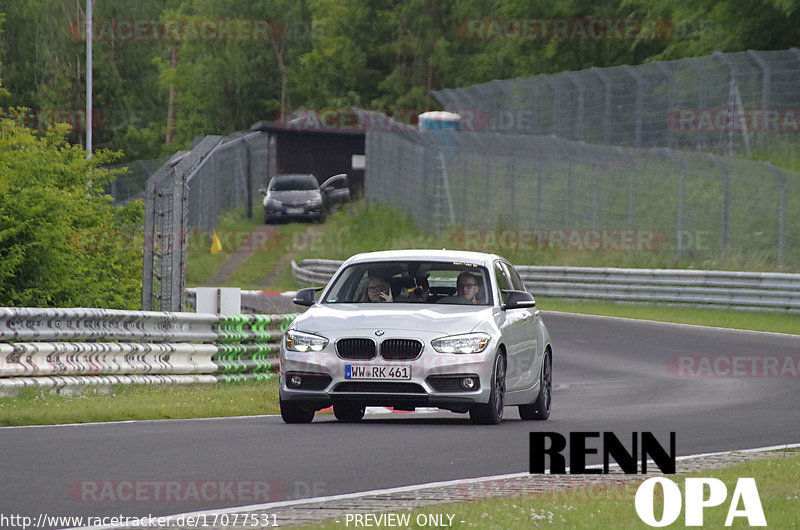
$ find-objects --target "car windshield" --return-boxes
[322,261,492,305]
[270,175,319,191]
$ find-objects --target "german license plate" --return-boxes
[345,365,411,380]
[286,207,304,215]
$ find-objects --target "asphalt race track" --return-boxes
[1,312,798,528]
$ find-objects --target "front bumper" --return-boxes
[265,204,324,221]
[279,340,495,413]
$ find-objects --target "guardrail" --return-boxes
[0,308,297,394]
[291,259,342,285]
[291,259,800,312]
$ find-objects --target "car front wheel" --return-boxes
[470,353,506,425]
[519,351,551,420]
[280,398,315,423]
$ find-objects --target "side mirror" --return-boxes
[293,287,323,307]
[501,289,536,310]
[258,188,267,196]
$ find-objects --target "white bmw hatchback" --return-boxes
[279,250,553,424]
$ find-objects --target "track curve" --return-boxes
[1,312,798,527]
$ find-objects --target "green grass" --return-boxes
[185,203,316,289]
[743,137,800,172]
[185,199,800,334]
[268,259,305,291]
[292,201,442,260]
[185,206,262,286]
[227,222,310,287]
[537,298,800,335]
[0,379,280,426]
[295,450,800,529]
[188,199,800,290]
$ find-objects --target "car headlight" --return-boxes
[431,333,491,354]
[284,330,329,352]
[307,197,323,207]
[265,199,282,208]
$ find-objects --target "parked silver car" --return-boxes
[279,249,553,424]
[260,173,350,223]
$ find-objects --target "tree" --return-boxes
[626,0,800,61]
[0,114,143,309]
[152,0,310,145]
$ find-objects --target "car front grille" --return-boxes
[336,338,376,359]
[380,339,423,360]
[332,382,426,393]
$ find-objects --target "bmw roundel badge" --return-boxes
[375,329,385,336]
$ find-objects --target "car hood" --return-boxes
[293,304,497,335]
[269,190,321,201]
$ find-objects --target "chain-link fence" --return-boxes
[433,49,800,154]
[365,129,800,266]
[106,156,171,204]
[142,132,269,311]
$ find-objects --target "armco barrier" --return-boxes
[0,308,297,393]
[291,258,341,285]
[291,259,800,312]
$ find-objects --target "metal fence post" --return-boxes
[142,179,156,310]
[747,51,771,148]
[715,52,751,156]
[624,66,644,148]
[654,62,677,149]
[542,77,558,136]
[685,58,707,150]
[591,163,601,229]
[567,72,585,141]
[765,162,788,267]
[620,146,637,230]
[707,155,730,256]
[591,68,612,145]
[664,149,688,259]
[170,169,186,312]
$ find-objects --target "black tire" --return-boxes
[333,403,366,421]
[280,398,315,423]
[519,351,552,420]
[470,353,506,425]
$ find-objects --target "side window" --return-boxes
[503,262,526,292]
[494,261,511,304]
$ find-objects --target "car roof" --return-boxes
[343,249,505,267]
[270,173,316,180]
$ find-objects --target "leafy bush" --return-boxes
[0,115,143,308]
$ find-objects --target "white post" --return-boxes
[196,288,242,314]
